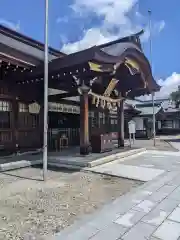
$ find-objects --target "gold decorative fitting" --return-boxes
[103,78,119,97]
[88,62,103,72]
[29,102,41,114]
[124,58,140,76]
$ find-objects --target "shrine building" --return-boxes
[0,24,160,155]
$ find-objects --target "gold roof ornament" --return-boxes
[103,78,119,97]
[124,58,140,75]
[88,61,113,72]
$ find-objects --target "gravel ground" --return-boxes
[0,167,142,240]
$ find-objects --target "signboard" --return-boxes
[48,102,80,114]
[128,120,136,134]
[28,102,41,114]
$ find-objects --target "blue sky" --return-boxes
[0,0,180,98]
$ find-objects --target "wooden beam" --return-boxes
[48,91,78,101]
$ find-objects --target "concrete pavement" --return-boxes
[52,148,180,240]
[86,150,180,181]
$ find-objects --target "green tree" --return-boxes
[170,85,180,108]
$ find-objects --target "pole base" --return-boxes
[118,139,124,148]
[80,144,91,155]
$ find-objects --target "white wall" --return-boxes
[133,117,144,131]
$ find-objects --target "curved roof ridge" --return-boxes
[97,30,144,49]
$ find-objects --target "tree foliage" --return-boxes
[170,85,180,108]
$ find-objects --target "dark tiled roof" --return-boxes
[0,24,64,57]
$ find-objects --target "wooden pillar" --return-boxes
[39,102,44,149]
[80,90,90,155]
[117,99,124,147]
[11,97,19,153]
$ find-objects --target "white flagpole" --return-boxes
[43,0,49,181]
[148,10,156,146]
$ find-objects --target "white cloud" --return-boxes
[62,28,116,53]
[56,16,69,23]
[61,0,165,53]
[71,0,137,26]
[157,20,165,32]
[156,72,180,98]
[139,72,180,100]
[0,19,20,31]
[140,20,165,42]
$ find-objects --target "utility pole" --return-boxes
[43,0,49,181]
[148,9,156,146]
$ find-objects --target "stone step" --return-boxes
[87,148,146,168]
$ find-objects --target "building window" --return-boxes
[0,100,11,112]
[0,101,11,128]
[19,103,28,112]
[99,112,105,126]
